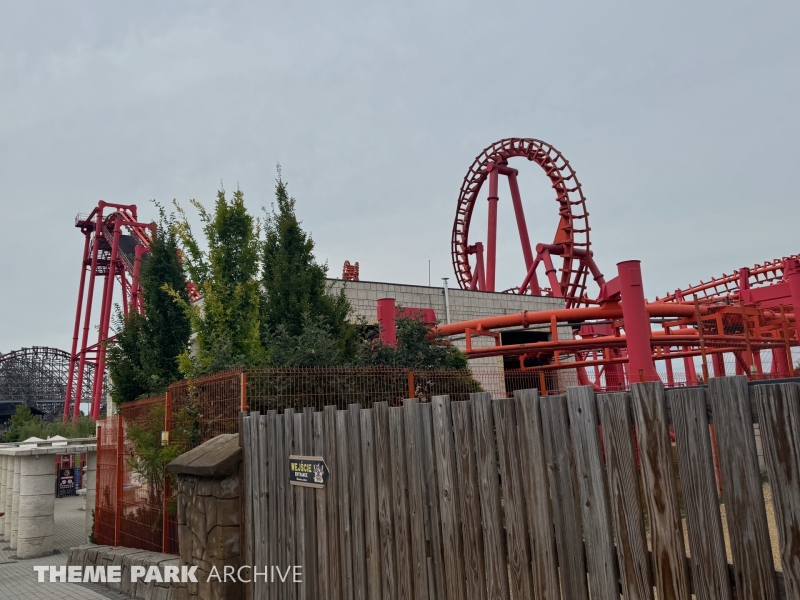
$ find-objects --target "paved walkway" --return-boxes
[0,496,131,600]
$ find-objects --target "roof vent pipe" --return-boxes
[442,278,451,324]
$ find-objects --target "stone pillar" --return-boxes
[10,456,21,549]
[4,456,14,541]
[85,450,97,542]
[17,453,56,558]
[0,455,6,539]
[167,434,243,600]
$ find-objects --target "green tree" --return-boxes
[107,205,192,403]
[260,174,358,363]
[173,187,263,375]
[361,311,470,370]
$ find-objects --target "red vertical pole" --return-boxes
[712,353,726,377]
[506,171,534,271]
[162,391,171,553]
[91,219,123,420]
[664,347,676,387]
[64,234,90,422]
[475,243,486,290]
[377,298,397,345]
[94,424,102,542]
[485,166,499,292]
[73,207,105,423]
[240,372,248,412]
[617,260,658,382]
[114,414,123,547]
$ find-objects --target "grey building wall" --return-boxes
[327,278,571,397]
[326,278,565,325]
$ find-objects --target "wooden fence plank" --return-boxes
[471,392,510,600]
[312,412,328,599]
[420,402,446,600]
[432,395,467,600]
[753,382,800,599]
[451,400,487,600]
[669,387,733,600]
[709,376,778,600]
[301,409,317,600]
[596,392,653,600]
[323,406,342,600]
[513,389,560,600]
[241,413,254,600]
[389,406,414,600]
[266,411,278,600]
[403,399,431,600]
[360,408,383,600]
[539,394,589,600]
[492,398,534,600]
[630,382,691,600]
[257,414,269,600]
[284,409,297,600]
[566,386,619,600]
[347,405,367,600]
[293,413,306,600]
[275,413,287,600]
[248,416,262,600]
[335,409,354,599]
[374,402,397,600]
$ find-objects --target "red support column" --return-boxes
[377,298,397,345]
[91,219,123,419]
[617,260,658,382]
[485,166,499,292]
[64,234,90,422]
[73,208,105,422]
[506,170,534,270]
[712,353,726,377]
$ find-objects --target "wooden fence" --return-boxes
[239,375,800,600]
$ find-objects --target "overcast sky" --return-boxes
[1,1,798,352]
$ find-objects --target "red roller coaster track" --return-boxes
[446,137,800,389]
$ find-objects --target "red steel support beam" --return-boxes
[91,219,124,420]
[64,234,90,422]
[505,170,534,271]
[73,208,105,422]
[485,166,499,292]
[617,260,658,382]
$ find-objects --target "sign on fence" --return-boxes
[288,455,329,488]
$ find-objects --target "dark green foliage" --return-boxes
[361,311,470,370]
[260,175,358,364]
[108,205,191,403]
[174,188,264,375]
[2,404,96,442]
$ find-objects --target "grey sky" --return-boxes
[1,1,798,352]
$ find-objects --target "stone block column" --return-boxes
[10,456,21,549]
[0,455,6,539]
[85,450,97,542]
[4,456,13,541]
[18,453,56,558]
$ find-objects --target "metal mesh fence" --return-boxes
[94,325,797,556]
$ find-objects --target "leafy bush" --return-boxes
[2,404,96,442]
